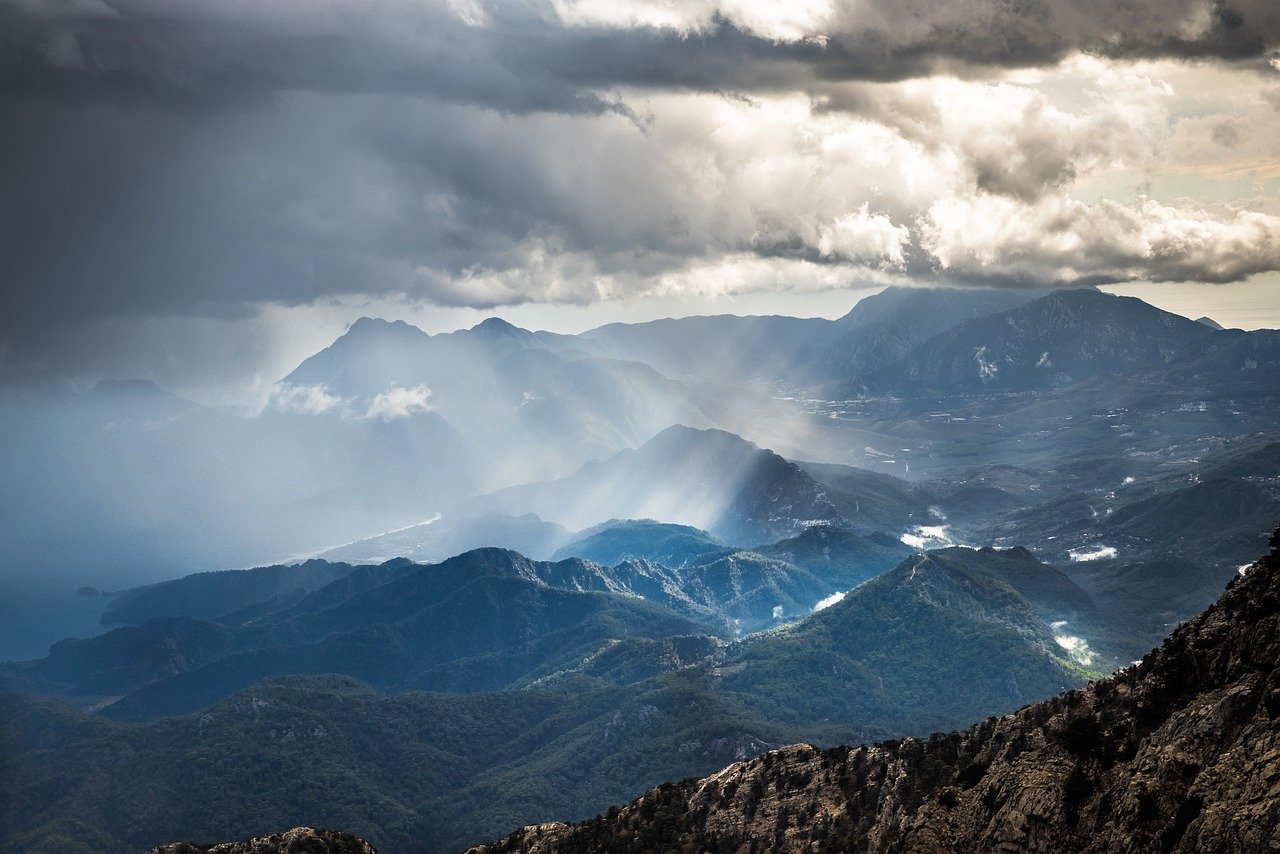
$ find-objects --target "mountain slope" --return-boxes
[751,525,912,591]
[880,288,1210,391]
[718,551,1087,739]
[818,286,1042,391]
[277,316,712,486]
[100,559,365,626]
[474,426,846,546]
[794,461,929,535]
[582,314,839,386]
[148,827,377,854]
[6,550,720,720]
[319,513,572,564]
[473,530,1280,853]
[3,534,1159,853]
[552,519,730,566]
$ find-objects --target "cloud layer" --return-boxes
[1,0,1278,380]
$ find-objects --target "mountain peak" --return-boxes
[469,317,529,337]
[646,424,757,449]
[1195,315,1226,330]
[344,316,426,338]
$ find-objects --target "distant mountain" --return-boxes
[795,461,929,534]
[879,288,1210,391]
[1012,472,1280,571]
[670,551,832,633]
[101,559,365,626]
[552,519,729,566]
[752,525,912,591]
[1099,476,1280,567]
[1203,440,1280,481]
[474,425,846,546]
[1068,555,1237,649]
[281,316,595,398]
[1195,315,1226,330]
[583,314,839,386]
[3,549,718,720]
[320,513,572,564]
[717,550,1088,738]
[474,531,1280,854]
[1140,327,1280,394]
[550,521,911,634]
[277,316,713,487]
[817,286,1043,392]
[927,545,1097,623]
[579,288,1052,393]
[5,518,919,715]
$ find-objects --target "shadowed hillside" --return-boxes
[474,529,1280,853]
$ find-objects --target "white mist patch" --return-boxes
[901,525,956,550]
[272,383,344,414]
[296,513,443,561]
[771,604,784,620]
[1050,620,1095,666]
[1069,545,1117,562]
[812,590,845,612]
[365,385,433,420]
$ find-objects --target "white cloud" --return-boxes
[272,383,345,414]
[818,206,909,267]
[921,195,1280,284]
[364,385,433,419]
[1069,545,1117,562]
[1051,621,1096,665]
[900,524,956,550]
[551,0,835,41]
[813,590,845,611]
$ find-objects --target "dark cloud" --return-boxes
[3,0,1277,108]
[1,0,1279,374]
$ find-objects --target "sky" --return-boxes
[2,0,1279,406]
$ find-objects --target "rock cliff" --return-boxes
[148,826,377,854]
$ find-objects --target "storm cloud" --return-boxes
[1,0,1279,388]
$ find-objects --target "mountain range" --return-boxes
[473,529,1280,853]
[12,503,1251,850]
[132,530,1280,854]
[3,283,1278,853]
[5,535,1129,851]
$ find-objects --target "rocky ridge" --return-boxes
[147,826,377,854]
[472,529,1280,853]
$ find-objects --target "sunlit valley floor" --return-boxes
[2,286,1278,852]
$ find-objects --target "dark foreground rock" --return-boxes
[471,530,1280,853]
[148,826,377,854]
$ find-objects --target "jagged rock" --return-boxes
[147,826,377,854]
[470,530,1280,853]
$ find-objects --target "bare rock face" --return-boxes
[472,530,1280,853]
[147,826,377,854]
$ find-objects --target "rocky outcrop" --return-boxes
[472,529,1280,853]
[147,826,377,854]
